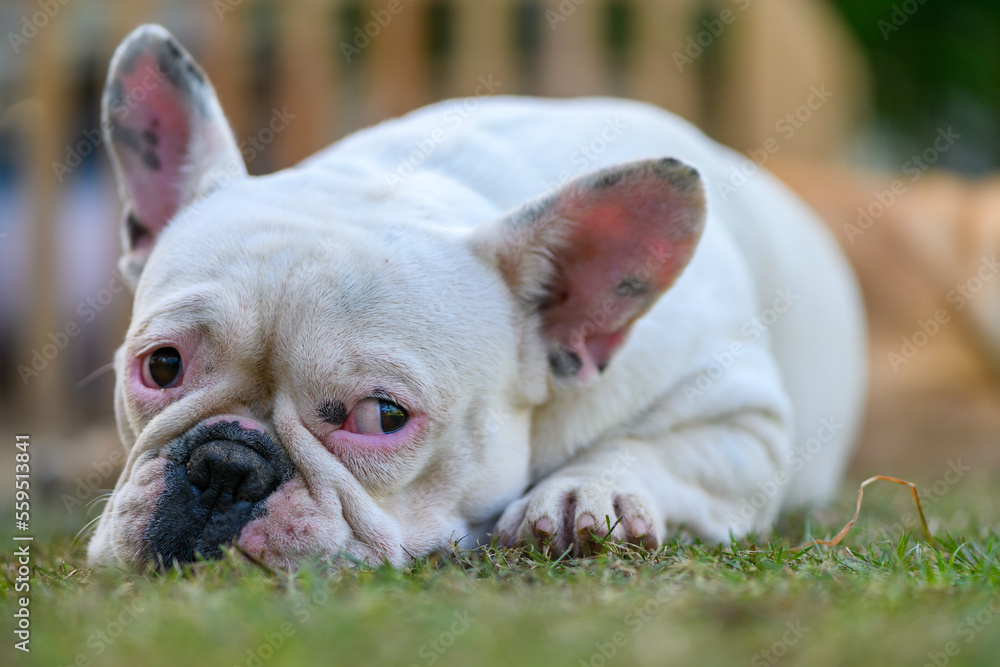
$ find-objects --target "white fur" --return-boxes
[88,28,865,568]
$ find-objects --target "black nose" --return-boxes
[143,421,295,566]
[186,440,277,506]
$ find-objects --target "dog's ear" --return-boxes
[102,24,247,284]
[474,158,707,382]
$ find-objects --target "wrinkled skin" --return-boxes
[88,26,866,570]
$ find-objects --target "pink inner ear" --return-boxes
[539,167,705,379]
[109,51,194,242]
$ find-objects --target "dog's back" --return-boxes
[307,96,867,509]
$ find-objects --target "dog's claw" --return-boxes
[531,517,555,545]
[494,481,663,556]
[534,516,554,534]
[629,517,647,535]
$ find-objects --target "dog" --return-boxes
[87,25,866,570]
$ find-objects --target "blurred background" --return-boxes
[2,0,1000,510]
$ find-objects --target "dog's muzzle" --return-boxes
[143,420,295,566]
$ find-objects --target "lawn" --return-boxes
[3,471,1000,667]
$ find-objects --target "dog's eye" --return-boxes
[348,397,408,435]
[144,347,183,388]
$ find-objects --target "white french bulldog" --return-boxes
[87,25,866,569]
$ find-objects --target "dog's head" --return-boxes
[87,25,707,570]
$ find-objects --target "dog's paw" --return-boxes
[494,477,663,555]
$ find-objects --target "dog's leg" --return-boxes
[496,405,790,553]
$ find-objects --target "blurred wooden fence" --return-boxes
[7,0,868,430]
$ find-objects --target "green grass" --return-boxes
[3,473,1000,667]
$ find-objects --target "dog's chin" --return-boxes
[232,477,409,571]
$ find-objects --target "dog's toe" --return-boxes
[571,482,626,555]
[522,482,576,553]
[494,479,663,556]
[494,494,529,547]
[614,493,662,550]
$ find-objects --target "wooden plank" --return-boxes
[625,0,703,122]
[446,0,517,99]
[23,11,72,426]
[537,0,604,97]
[362,0,434,124]
[197,0,255,147]
[274,0,341,168]
[710,0,868,157]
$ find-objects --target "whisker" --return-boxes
[72,503,125,545]
[86,492,114,511]
[76,362,116,389]
[73,514,107,544]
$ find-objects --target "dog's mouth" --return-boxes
[141,421,297,566]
